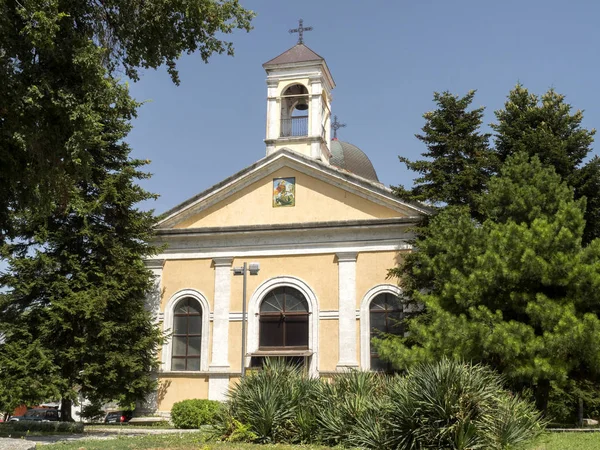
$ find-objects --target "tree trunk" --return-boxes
[535,379,551,415]
[61,399,74,422]
[578,397,584,427]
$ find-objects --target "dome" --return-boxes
[329,139,379,182]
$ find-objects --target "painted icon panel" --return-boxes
[273,177,295,207]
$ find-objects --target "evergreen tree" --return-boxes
[378,153,600,413]
[492,85,599,243]
[394,90,496,215]
[0,0,254,243]
[0,52,162,418]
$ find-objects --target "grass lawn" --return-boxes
[534,432,600,449]
[41,431,600,450]
[43,432,330,449]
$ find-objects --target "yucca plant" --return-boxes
[218,358,321,443]
[316,370,388,446]
[386,359,544,450]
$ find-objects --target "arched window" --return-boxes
[369,293,404,371]
[259,286,309,349]
[171,297,202,371]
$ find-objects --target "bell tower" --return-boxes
[263,20,335,163]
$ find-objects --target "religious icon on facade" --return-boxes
[273,177,295,207]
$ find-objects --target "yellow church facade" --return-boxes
[143,38,429,414]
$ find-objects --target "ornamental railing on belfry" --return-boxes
[280,116,308,137]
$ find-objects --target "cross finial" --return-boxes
[332,115,346,139]
[289,18,313,45]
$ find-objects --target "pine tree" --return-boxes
[378,153,600,413]
[492,85,599,243]
[394,90,497,216]
[0,50,162,418]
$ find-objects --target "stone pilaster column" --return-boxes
[142,259,164,414]
[209,257,233,401]
[144,259,165,324]
[336,252,359,370]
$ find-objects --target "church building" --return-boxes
[144,26,430,414]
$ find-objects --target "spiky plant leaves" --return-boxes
[386,359,544,450]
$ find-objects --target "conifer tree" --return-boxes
[378,153,600,413]
[394,90,497,216]
[492,85,600,243]
[0,53,162,419]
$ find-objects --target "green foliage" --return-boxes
[171,399,222,429]
[217,359,544,449]
[9,420,85,434]
[315,371,389,447]
[547,379,600,424]
[493,84,599,243]
[0,11,163,413]
[0,0,254,242]
[80,403,106,422]
[394,90,496,214]
[380,153,600,412]
[216,358,321,444]
[385,359,543,450]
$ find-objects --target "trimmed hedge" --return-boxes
[171,399,222,429]
[8,421,84,433]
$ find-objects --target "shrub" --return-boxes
[217,358,545,449]
[385,359,545,450]
[79,402,105,422]
[217,358,321,443]
[9,421,84,433]
[316,370,388,447]
[171,399,222,429]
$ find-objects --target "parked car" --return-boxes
[9,408,61,422]
[103,410,133,424]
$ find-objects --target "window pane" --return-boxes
[175,300,188,314]
[385,294,403,310]
[370,295,387,310]
[187,300,201,315]
[173,316,187,334]
[260,317,284,347]
[188,336,201,356]
[370,355,389,372]
[172,358,186,371]
[172,336,187,356]
[285,289,308,312]
[285,316,309,347]
[261,291,284,312]
[187,357,200,371]
[388,312,404,335]
[370,312,386,332]
[188,317,202,335]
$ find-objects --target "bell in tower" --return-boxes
[263,20,335,163]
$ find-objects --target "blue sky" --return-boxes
[126,0,600,215]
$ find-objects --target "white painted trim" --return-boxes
[336,252,358,370]
[162,289,210,372]
[247,276,320,376]
[359,284,403,371]
[154,242,412,261]
[210,258,233,369]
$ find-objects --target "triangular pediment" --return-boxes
[157,150,430,230]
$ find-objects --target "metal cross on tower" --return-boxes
[332,115,346,139]
[289,19,313,45]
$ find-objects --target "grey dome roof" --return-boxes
[329,139,379,182]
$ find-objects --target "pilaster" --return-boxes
[336,252,359,370]
[209,257,234,401]
[144,259,165,323]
